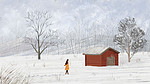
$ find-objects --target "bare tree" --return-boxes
[113,17,147,62]
[65,27,76,54]
[25,11,58,60]
[73,15,88,53]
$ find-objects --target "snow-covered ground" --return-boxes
[0,52,150,84]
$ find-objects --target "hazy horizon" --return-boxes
[0,0,150,42]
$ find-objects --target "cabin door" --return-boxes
[107,56,115,66]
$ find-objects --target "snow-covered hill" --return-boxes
[0,52,150,84]
[0,37,33,57]
[0,36,149,57]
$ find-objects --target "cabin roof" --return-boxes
[83,47,119,55]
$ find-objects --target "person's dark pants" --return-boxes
[65,70,69,74]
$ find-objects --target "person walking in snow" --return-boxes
[64,59,69,75]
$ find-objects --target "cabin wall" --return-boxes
[85,55,101,66]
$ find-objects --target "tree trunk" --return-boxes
[128,36,130,62]
[38,35,41,60]
[128,51,130,62]
[57,45,59,55]
[38,52,41,60]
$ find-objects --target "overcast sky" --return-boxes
[0,0,150,41]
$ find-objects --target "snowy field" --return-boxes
[0,52,150,84]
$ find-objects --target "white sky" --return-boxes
[0,0,150,41]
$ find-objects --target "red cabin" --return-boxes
[83,47,119,67]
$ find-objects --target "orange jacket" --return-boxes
[64,63,69,70]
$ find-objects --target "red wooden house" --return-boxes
[83,47,119,67]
